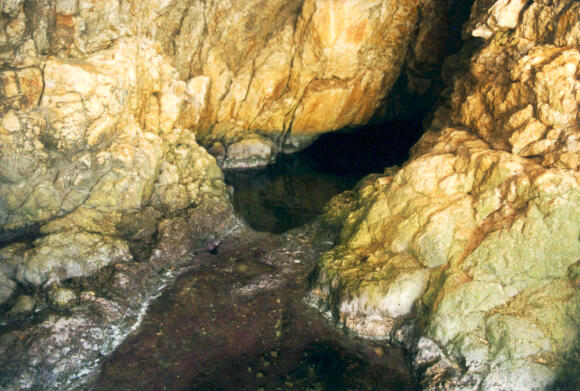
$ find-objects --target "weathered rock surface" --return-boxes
[153,0,430,145]
[307,1,580,390]
[2,0,578,390]
[0,3,238,389]
[0,0,461,331]
[1,0,463,167]
[0,204,238,391]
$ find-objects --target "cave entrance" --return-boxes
[225,0,475,234]
[225,115,425,234]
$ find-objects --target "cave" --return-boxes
[1,1,580,391]
[224,115,426,234]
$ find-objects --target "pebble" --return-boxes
[10,295,35,314]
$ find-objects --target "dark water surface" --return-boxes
[94,226,416,391]
[225,118,423,233]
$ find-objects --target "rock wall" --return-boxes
[0,0,459,236]
[307,1,580,390]
[1,2,233,389]
[1,0,459,169]
[0,0,461,389]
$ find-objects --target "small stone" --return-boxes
[48,286,77,309]
[0,272,16,305]
[10,295,35,314]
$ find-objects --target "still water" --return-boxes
[225,118,422,233]
[94,226,416,391]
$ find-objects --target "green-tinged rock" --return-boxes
[427,280,517,346]
[482,360,555,391]
[499,278,580,364]
[9,295,35,314]
[12,231,132,286]
[0,272,16,305]
[463,176,580,290]
[116,207,162,242]
[307,125,580,389]
[48,285,77,309]
[152,128,226,213]
[307,249,430,338]
[485,314,551,362]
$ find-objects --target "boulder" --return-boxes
[307,1,580,389]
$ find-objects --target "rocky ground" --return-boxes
[0,197,237,391]
[90,222,416,391]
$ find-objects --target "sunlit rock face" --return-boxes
[1,0,458,168]
[307,1,580,390]
[0,0,457,234]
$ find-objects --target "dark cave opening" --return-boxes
[225,0,475,234]
[225,115,426,234]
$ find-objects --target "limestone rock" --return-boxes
[48,285,77,310]
[308,126,580,388]
[427,0,580,171]
[9,295,35,315]
[0,37,181,231]
[308,1,580,388]
[0,10,237,388]
[151,128,226,214]
[222,136,275,169]
[8,231,132,287]
[0,271,16,305]
[154,0,422,139]
[0,0,459,236]
[2,0,455,157]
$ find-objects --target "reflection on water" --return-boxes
[226,118,423,233]
[94,119,424,390]
[226,157,356,234]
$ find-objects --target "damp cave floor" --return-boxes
[91,223,417,391]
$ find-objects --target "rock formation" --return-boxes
[0,0,457,389]
[2,0,460,169]
[0,0,578,390]
[307,0,580,390]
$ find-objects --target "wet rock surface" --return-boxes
[1,1,579,390]
[92,223,416,391]
[306,1,580,390]
[0,200,237,391]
